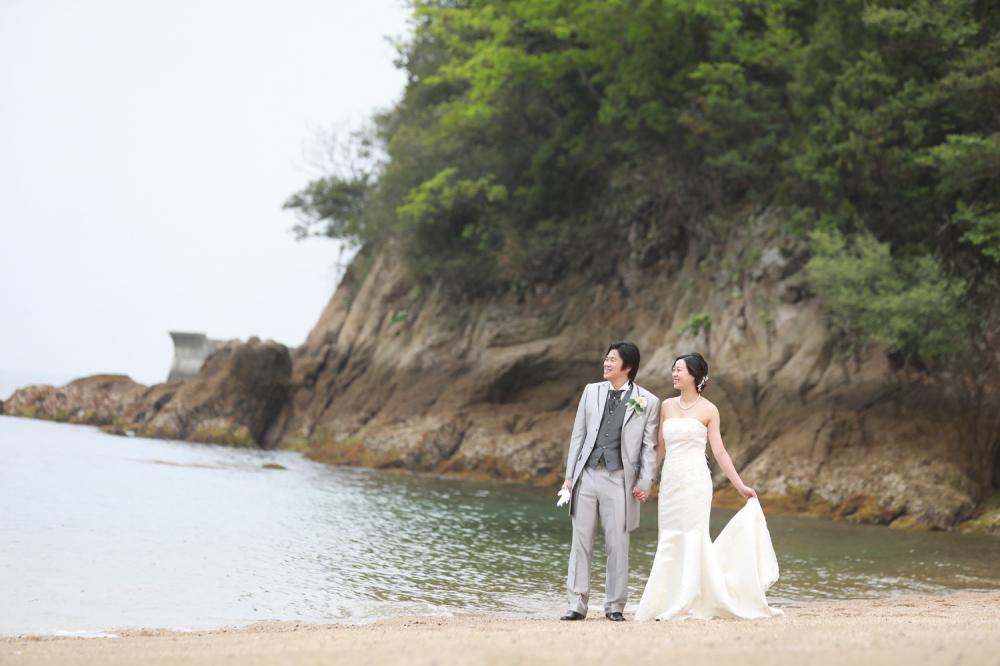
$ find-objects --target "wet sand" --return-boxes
[3,590,999,666]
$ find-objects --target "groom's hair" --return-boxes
[607,341,640,382]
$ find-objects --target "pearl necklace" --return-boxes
[678,394,700,411]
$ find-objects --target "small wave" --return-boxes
[52,630,119,639]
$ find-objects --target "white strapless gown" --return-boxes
[635,417,783,621]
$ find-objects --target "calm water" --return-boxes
[1,415,998,636]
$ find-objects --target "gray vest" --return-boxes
[586,385,632,472]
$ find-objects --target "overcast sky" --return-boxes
[0,0,409,389]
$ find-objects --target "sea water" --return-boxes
[1,415,998,636]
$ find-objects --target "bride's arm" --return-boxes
[655,403,667,472]
[706,404,756,499]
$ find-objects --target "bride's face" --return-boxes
[671,360,693,390]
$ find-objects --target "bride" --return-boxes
[634,353,783,621]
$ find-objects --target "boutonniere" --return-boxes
[627,396,647,413]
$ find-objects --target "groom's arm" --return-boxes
[563,386,589,485]
[635,395,661,492]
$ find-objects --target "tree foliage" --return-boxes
[805,229,968,363]
[288,0,999,362]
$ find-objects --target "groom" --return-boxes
[561,341,660,621]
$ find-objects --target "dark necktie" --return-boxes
[608,389,624,413]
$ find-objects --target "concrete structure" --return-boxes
[167,332,226,382]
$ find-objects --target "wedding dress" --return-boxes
[634,417,783,621]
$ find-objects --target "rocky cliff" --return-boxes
[4,216,998,532]
[268,214,999,531]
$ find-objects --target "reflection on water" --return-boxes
[1,416,998,635]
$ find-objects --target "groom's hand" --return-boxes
[632,487,649,502]
[563,479,573,493]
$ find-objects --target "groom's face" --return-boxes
[602,350,630,384]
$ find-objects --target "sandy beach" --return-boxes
[3,590,999,666]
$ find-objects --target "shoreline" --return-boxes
[4,590,1000,666]
[5,413,999,535]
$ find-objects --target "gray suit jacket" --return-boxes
[564,381,661,532]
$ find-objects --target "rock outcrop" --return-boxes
[269,217,999,531]
[134,337,292,445]
[4,216,997,532]
[1,374,147,425]
[3,337,291,448]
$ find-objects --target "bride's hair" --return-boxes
[674,352,709,393]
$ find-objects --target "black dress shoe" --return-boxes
[605,612,626,622]
[560,611,585,621]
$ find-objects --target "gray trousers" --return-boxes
[566,465,629,615]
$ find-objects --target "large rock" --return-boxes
[4,338,292,448]
[272,213,999,530]
[2,375,147,425]
[139,337,291,446]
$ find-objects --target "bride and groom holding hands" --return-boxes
[560,341,782,622]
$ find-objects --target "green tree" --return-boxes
[289,0,999,364]
[804,229,968,364]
